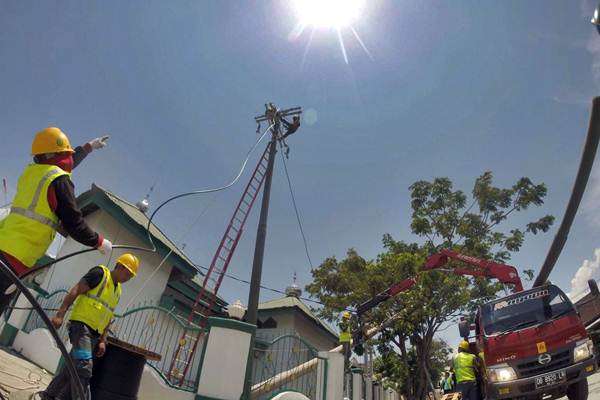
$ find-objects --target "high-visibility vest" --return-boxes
[0,164,70,267]
[339,320,351,343]
[70,265,121,334]
[454,352,477,383]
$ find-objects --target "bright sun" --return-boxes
[292,0,365,28]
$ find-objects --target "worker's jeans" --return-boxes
[457,381,479,400]
[45,321,100,400]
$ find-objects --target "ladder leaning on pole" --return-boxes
[167,144,271,386]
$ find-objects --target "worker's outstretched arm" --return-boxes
[72,136,109,169]
[51,280,91,329]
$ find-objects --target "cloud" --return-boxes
[568,248,600,301]
[582,0,596,20]
[551,86,591,106]
[553,2,599,106]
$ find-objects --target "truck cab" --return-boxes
[463,284,596,400]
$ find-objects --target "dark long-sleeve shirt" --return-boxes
[49,144,100,247]
[1,144,101,275]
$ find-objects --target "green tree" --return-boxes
[306,172,553,400]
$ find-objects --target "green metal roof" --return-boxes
[76,184,226,309]
[258,296,338,339]
[79,184,196,273]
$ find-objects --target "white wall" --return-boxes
[139,365,195,400]
[13,328,64,373]
[44,210,175,313]
[293,313,337,351]
[197,325,252,400]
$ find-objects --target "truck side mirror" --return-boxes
[589,279,599,297]
[458,318,470,338]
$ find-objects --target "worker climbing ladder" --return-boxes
[167,144,271,385]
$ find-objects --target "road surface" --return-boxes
[588,371,600,400]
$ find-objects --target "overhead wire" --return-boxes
[191,262,355,312]
[20,122,275,282]
[2,122,274,399]
[278,142,314,269]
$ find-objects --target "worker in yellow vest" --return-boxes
[453,340,481,400]
[338,311,352,371]
[37,254,138,400]
[0,127,111,314]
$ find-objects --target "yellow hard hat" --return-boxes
[31,127,75,155]
[459,340,470,351]
[116,253,139,277]
[342,311,352,319]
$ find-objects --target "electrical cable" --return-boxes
[191,262,355,311]
[278,143,314,269]
[123,196,217,310]
[0,260,85,400]
[0,122,274,398]
[20,123,275,282]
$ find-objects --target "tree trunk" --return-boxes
[395,335,414,400]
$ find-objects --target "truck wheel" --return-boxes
[567,378,588,400]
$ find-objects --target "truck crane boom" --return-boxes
[350,250,524,351]
[423,249,524,292]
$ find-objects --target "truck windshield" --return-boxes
[481,285,575,336]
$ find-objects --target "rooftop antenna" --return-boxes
[136,181,156,214]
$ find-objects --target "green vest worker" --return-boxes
[453,340,480,400]
[37,254,139,400]
[338,311,353,371]
[0,127,111,314]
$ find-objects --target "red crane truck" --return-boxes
[353,249,599,400]
[425,250,598,400]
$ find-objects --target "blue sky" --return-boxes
[2,1,600,346]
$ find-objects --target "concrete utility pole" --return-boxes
[243,103,302,399]
[246,103,302,324]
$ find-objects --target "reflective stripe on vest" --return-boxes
[454,352,477,383]
[70,266,121,334]
[0,164,70,267]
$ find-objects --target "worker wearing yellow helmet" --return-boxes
[453,340,481,400]
[338,311,353,372]
[39,254,139,400]
[0,127,111,314]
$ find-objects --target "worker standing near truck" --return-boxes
[454,340,481,400]
[37,254,139,400]
[0,127,112,314]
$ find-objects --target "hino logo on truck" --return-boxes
[538,353,552,365]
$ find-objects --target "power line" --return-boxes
[279,145,314,269]
[193,262,325,306]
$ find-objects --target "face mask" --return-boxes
[40,153,74,172]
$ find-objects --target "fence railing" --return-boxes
[110,301,207,392]
[22,292,206,392]
[250,334,328,400]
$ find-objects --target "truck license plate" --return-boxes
[534,370,566,389]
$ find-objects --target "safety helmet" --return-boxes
[31,127,75,155]
[459,340,470,351]
[342,311,352,319]
[116,253,139,277]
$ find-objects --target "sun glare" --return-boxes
[289,0,371,65]
[292,0,365,29]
